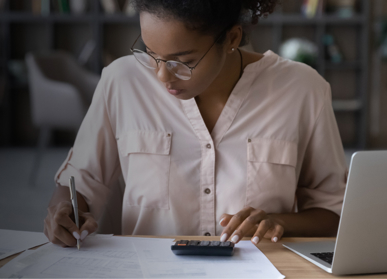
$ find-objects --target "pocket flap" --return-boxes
[247,138,297,167]
[118,130,172,156]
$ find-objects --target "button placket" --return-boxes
[180,98,217,237]
[200,140,216,236]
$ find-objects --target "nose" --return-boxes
[156,61,178,83]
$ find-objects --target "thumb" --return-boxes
[219,214,233,227]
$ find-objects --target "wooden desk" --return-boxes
[1,236,386,278]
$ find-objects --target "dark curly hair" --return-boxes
[131,0,279,46]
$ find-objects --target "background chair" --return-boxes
[25,51,100,186]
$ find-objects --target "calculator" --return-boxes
[171,240,235,256]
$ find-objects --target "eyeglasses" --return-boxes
[130,33,222,81]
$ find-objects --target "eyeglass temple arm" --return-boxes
[131,34,142,51]
[191,31,226,69]
[191,40,216,69]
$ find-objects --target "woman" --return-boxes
[44,0,347,247]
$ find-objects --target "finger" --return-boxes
[53,204,81,246]
[220,207,254,243]
[219,214,233,227]
[270,224,284,243]
[51,235,70,248]
[229,209,266,244]
[78,212,98,241]
[44,218,59,245]
[55,204,80,236]
[251,219,274,245]
[45,212,67,247]
[52,223,78,247]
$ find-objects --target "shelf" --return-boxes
[325,61,362,70]
[1,12,95,23]
[258,14,366,25]
[0,12,140,23]
[100,14,140,23]
[332,100,363,111]
[0,12,365,25]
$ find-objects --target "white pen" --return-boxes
[69,176,80,250]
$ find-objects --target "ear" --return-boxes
[225,25,243,54]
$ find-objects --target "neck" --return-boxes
[195,50,242,106]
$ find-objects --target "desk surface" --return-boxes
[1,236,386,278]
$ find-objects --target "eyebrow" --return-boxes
[144,44,197,57]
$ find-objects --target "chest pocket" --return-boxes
[117,130,172,209]
[246,138,297,212]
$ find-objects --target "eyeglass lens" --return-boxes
[133,50,192,80]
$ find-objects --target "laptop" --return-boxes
[283,151,387,275]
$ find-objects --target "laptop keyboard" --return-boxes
[311,252,334,265]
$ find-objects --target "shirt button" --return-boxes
[204,188,211,194]
[206,144,211,149]
[248,139,251,143]
[204,232,211,236]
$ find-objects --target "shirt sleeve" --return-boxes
[296,83,348,216]
[54,68,121,221]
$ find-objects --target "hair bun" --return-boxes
[242,0,278,24]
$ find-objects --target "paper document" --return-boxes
[0,229,48,260]
[0,250,36,275]
[0,236,285,278]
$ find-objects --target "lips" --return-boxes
[166,87,185,96]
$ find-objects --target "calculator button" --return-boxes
[188,240,200,246]
[176,240,189,246]
[199,241,210,246]
[210,241,220,246]
[220,241,231,246]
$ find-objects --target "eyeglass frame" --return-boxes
[130,30,226,79]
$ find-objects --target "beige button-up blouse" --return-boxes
[55,50,348,236]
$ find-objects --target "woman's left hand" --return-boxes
[219,206,285,245]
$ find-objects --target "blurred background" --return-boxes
[0,0,386,233]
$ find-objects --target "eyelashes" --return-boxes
[146,50,195,65]
[146,50,156,56]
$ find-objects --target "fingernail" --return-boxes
[80,230,89,241]
[252,236,259,244]
[220,233,228,242]
[72,232,80,240]
[272,237,278,242]
[231,235,239,243]
[219,218,225,225]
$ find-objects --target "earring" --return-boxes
[231,48,235,52]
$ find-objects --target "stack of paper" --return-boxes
[0,229,48,260]
[0,235,285,278]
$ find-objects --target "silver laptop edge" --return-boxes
[282,242,333,273]
[283,151,387,275]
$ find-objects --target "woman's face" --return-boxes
[139,12,228,100]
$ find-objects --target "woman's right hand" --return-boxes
[44,201,98,247]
